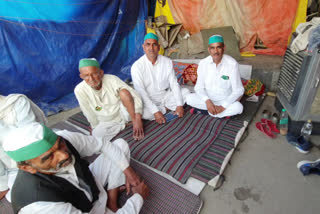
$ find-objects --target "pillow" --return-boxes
[173,62,198,85]
[182,64,198,85]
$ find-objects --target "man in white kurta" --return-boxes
[186,35,244,118]
[0,94,47,201]
[131,33,190,124]
[75,58,144,140]
[3,123,148,214]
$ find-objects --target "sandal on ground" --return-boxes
[261,119,280,133]
[255,122,276,138]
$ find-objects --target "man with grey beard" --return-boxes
[3,122,149,214]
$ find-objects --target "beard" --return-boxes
[89,81,102,90]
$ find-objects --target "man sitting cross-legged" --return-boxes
[3,122,149,214]
[131,33,190,125]
[186,35,244,118]
[75,58,144,140]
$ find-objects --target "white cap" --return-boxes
[3,122,57,162]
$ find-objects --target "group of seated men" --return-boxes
[75,33,244,141]
[0,33,244,214]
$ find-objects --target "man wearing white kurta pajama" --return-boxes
[75,58,144,141]
[186,35,244,118]
[131,33,190,124]
[3,123,148,214]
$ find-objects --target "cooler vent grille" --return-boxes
[277,48,304,102]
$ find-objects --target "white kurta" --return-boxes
[74,75,143,138]
[131,55,189,120]
[19,130,144,214]
[0,94,47,201]
[186,55,244,118]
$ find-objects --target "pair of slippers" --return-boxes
[256,118,280,138]
[262,109,279,124]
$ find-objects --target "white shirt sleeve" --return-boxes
[19,194,144,214]
[194,61,210,102]
[219,63,244,108]
[0,160,8,191]
[167,63,183,107]
[74,85,99,128]
[57,130,129,171]
[131,63,160,114]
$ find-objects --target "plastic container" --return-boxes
[279,109,289,135]
[301,120,313,141]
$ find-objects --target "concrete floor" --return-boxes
[47,96,320,214]
[199,96,320,214]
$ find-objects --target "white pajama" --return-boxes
[89,139,130,190]
[186,93,243,118]
[186,55,244,118]
[131,55,189,120]
[19,130,144,214]
[91,104,129,139]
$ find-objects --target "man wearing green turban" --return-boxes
[3,122,149,213]
[75,58,144,141]
[131,33,190,124]
[186,35,244,118]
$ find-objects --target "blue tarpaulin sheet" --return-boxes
[0,0,147,115]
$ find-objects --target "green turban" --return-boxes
[144,33,158,41]
[208,35,224,45]
[79,58,100,69]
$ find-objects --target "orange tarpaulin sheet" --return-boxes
[165,0,299,56]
